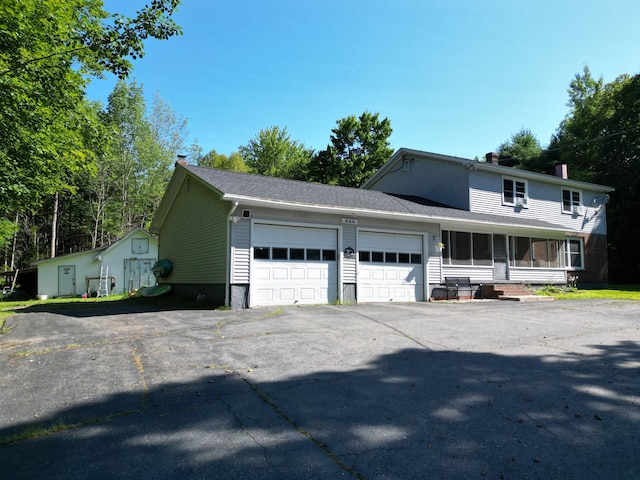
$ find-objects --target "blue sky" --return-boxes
[86,0,640,160]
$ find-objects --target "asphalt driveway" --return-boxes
[1,299,639,479]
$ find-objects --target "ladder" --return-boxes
[97,265,109,297]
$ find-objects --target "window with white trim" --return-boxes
[562,188,582,214]
[442,231,492,266]
[509,236,563,268]
[565,238,584,269]
[503,177,528,207]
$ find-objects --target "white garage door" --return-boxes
[358,231,424,302]
[252,224,338,306]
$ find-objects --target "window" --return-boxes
[272,247,288,260]
[371,251,384,262]
[503,177,528,206]
[322,249,336,261]
[132,238,149,254]
[306,249,321,261]
[510,237,564,268]
[442,231,491,266]
[532,238,562,268]
[253,246,338,262]
[562,188,582,214]
[290,248,305,260]
[358,251,422,264]
[566,238,584,269]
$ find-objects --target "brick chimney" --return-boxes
[176,154,188,166]
[485,152,500,165]
[555,163,568,179]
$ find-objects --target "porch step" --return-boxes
[482,283,533,299]
[498,295,555,302]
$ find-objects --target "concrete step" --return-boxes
[498,295,555,302]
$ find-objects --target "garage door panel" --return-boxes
[279,289,294,301]
[300,288,315,300]
[358,232,424,303]
[272,268,288,280]
[290,268,305,280]
[257,289,273,301]
[252,224,338,307]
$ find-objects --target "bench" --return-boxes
[444,277,472,300]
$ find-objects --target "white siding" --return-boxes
[342,223,357,283]
[440,266,495,283]
[37,230,158,297]
[231,220,251,283]
[470,170,608,235]
[100,231,158,294]
[509,268,566,283]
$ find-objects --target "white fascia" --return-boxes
[222,194,568,234]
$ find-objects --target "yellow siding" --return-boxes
[159,176,230,284]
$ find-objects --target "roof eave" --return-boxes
[223,194,568,233]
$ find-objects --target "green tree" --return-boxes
[497,128,549,173]
[198,149,251,172]
[308,112,393,187]
[0,0,181,252]
[239,126,312,179]
[549,67,640,282]
[99,80,186,241]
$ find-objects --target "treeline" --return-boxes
[496,67,640,283]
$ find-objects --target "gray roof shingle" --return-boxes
[184,165,567,231]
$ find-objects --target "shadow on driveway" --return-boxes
[2,337,639,479]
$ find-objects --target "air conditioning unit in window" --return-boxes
[515,197,528,208]
[572,205,584,215]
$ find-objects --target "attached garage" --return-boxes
[357,231,425,302]
[251,224,339,306]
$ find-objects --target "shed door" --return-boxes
[124,259,155,292]
[358,231,424,302]
[58,265,76,297]
[251,224,338,307]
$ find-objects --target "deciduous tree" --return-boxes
[239,126,312,179]
[308,112,393,187]
[0,0,181,251]
[549,67,640,282]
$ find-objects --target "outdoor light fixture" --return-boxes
[344,246,355,257]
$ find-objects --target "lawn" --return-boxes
[536,284,640,300]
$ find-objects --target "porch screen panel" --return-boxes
[532,238,549,267]
[548,240,562,268]
[450,231,471,265]
[512,236,531,267]
[473,233,492,266]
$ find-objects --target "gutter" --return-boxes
[222,194,568,233]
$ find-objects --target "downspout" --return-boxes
[225,202,239,307]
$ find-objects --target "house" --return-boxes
[149,149,613,308]
[35,228,158,298]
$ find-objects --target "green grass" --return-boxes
[536,284,640,300]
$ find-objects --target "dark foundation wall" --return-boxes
[169,283,226,305]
